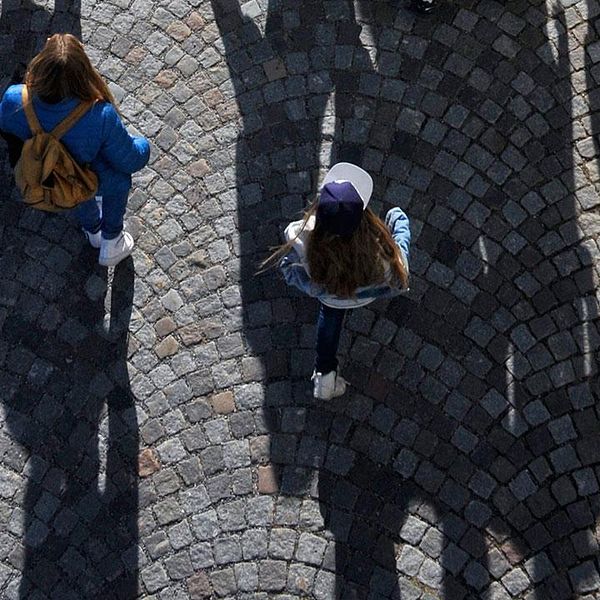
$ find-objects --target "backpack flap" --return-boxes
[41,136,62,185]
[14,86,98,212]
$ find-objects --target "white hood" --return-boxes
[284,215,315,264]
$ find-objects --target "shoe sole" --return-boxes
[99,247,133,267]
[99,232,134,267]
[313,381,347,400]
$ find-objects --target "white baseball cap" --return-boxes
[322,162,374,209]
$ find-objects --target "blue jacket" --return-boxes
[280,207,411,309]
[0,84,150,183]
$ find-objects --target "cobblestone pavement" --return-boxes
[1,0,600,598]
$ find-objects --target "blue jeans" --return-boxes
[76,167,132,240]
[315,303,347,374]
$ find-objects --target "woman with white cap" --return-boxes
[265,163,411,400]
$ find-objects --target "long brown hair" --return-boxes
[25,34,116,105]
[262,204,409,298]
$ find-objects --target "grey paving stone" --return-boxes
[502,568,531,596]
[141,563,170,594]
[164,551,194,580]
[417,557,444,590]
[397,546,425,577]
[235,561,259,592]
[464,560,489,591]
[399,516,428,545]
[523,552,554,583]
[569,561,600,593]
[210,567,237,597]
[189,542,215,570]
[214,535,243,566]
[313,570,336,600]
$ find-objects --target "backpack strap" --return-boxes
[21,86,44,135]
[50,99,95,140]
[21,85,94,140]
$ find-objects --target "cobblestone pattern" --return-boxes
[1,0,600,598]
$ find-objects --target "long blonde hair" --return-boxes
[25,34,116,105]
[263,204,409,298]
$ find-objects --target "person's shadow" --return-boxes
[0,210,138,598]
[0,0,81,88]
[209,0,355,499]
[0,3,138,598]
[210,1,444,598]
[212,0,600,598]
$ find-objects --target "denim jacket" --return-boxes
[280,207,411,309]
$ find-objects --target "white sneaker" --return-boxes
[83,229,102,249]
[99,231,134,267]
[312,370,347,400]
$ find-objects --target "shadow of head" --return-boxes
[0,1,82,89]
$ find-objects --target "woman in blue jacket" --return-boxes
[0,33,150,266]
[268,163,411,400]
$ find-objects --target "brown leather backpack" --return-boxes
[14,86,98,212]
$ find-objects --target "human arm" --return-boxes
[0,85,27,138]
[280,248,328,298]
[385,207,411,267]
[0,86,26,166]
[98,104,150,174]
